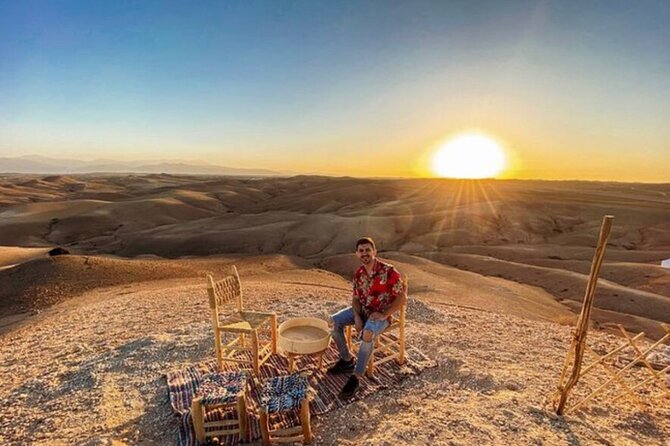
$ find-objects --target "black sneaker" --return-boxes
[327,358,355,374]
[339,375,359,399]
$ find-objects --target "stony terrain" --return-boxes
[0,260,669,445]
[1,175,669,445]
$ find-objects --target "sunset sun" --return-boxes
[432,133,506,179]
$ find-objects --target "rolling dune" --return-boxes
[0,246,50,270]
[420,252,670,339]
[0,174,668,339]
[1,174,670,445]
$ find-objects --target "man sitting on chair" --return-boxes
[328,237,405,398]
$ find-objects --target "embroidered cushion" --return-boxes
[195,370,247,406]
[260,374,309,413]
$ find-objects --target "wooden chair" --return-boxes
[207,266,277,376]
[259,374,312,445]
[345,278,408,376]
[191,371,248,444]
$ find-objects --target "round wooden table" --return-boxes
[278,317,331,372]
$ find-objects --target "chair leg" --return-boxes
[239,333,246,348]
[271,314,278,354]
[398,308,406,364]
[317,351,325,371]
[251,330,260,376]
[260,410,271,446]
[345,326,353,352]
[300,398,312,444]
[366,337,380,376]
[214,331,223,371]
[191,398,206,444]
[237,394,247,442]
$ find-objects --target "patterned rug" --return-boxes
[166,335,437,445]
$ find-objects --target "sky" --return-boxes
[1,0,669,181]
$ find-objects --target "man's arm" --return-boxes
[352,296,364,332]
[369,271,407,320]
[382,286,406,317]
[352,295,362,316]
[352,279,364,332]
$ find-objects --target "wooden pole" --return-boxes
[555,215,614,414]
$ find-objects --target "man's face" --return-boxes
[355,243,376,265]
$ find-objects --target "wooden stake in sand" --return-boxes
[554,215,614,415]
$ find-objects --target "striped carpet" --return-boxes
[166,335,437,445]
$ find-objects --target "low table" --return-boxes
[278,317,331,372]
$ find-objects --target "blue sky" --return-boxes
[1,1,669,180]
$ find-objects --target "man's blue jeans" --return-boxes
[331,307,389,376]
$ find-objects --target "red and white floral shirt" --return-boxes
[352,259,403,317]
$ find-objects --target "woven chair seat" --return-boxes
[195,371,247,406]
[260,374,309,414]
[219,311,274,333]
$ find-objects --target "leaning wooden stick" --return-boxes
[617,325,670,392]
[611,363,670,403]
[579,332,645,378]
[567,332,670,414]
[554,215,614,415]
[584,345,644,409]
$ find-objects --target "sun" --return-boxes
[432,133,506,179]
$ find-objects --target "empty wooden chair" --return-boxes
[346,278,407,376]
[258,374,312,445]
[207,266,277,376]
[191,371,248,444]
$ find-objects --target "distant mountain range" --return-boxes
[0,155,286,176]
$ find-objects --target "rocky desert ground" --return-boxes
[1,174,669,445]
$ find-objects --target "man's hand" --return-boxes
[354,313,364,332]
[368,312,386,321]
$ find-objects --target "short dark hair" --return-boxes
[355,237,376,250]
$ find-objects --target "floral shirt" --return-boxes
[352,259,403,317]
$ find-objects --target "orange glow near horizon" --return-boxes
[431,133,507,179]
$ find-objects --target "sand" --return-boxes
[0,266,668,445]
[0,246,50,270]
[1,174,669,444]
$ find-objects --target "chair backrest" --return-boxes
[399,275,408,315]
[389,275,408,324]
[207,266,244,320]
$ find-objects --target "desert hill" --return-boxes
[420,251,670,339]
[0,155,283,176]
[1,175,670,444]
[1,174,668,339]
[0,251,319,330]
[1,175,669,254]
[0,246,50,270]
